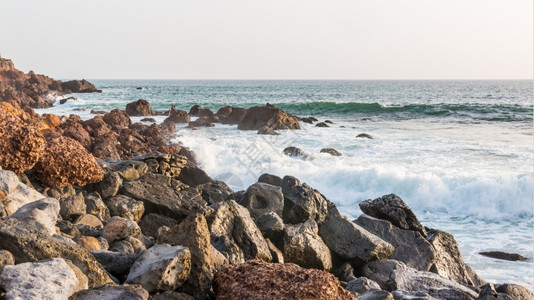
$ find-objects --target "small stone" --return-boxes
[0,250,15,273]
[101,216,141,243]
[74,214,104,228]
[76,236,102,251]
[106,194,145,222]
[320,148,342,156]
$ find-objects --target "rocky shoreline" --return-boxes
[0,59,532,299]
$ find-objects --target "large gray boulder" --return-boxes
[126,244,191,293]
[70,283,149,300]
[255,212,285,247]
[283,219,332,271]
[281,176,328,224]
[318,201,394,264]
[0,169,46,216]
[121,173,206,220]
[238,182,284,219]
[355,214,435,271]
[0,258,80,300]
[10,197,59,236]
[359,194,427,237]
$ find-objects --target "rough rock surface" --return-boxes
[281,176,328,224]
[283,219,332,271]
[237,105,301,130]
[0,258,80,300]
[34,135,104,187]
[126,99,155,116]
[257,126,280,135]
[105,194,145,222]
[90,250,139,277]
[495,283,534,300]
[103,109,132,128]
[126,244,191,292]
[238,182,284,219]
[62,79,101,93]
[164,105,190,124]
[345,277,382,295]
[10,197,60,236]
[359,194,427,237]
[320,148,342,156]
[0,249,15,272]
[1,170,46,216]
[212,260,356,300]
[282,146,310,159]
[69,283,149,300]
[101,216,141,243]
[479,251,527,262]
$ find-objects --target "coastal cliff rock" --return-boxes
[163,105,190,125]
[212,260,356,300]
[237,104,300,130]
[62,80,101,93]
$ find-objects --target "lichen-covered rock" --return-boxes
[237,105,300,130]
[0,258,80,300]
[34,135,104,188]
[212,260,356,300]
[126,99,155,116]
[126,244,191,292]
[0,104,46,173]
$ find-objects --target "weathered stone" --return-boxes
[126,99,155,116]
[121,173,206,220]
[320,148,342,156]
[197,181,233,205]
[105,194,145,222]
[427,228,486,287]
[74,214,104,228]
[315,122,329,127]
[345,277,382,295]
[257,173,282,186]
[163,105,190,125]
[87,171,122,199]
[0,170,46,216]
[318,201,394,264]
[257,126,280,135]
[109,240,135,254]
[265,238,284,263]
[212,260,356,300]
[152,291,195,300]
[220,107,247,125]
[90,250,139,277]
[479,251,527,262]
[177,166,213,187]
[0,249,14,273]
[101,216,141,243]
[60,192,87,220]
[239,182,284,219]
[139,213,179,238]
[356,133,374,139]
[283,219,332,271]
[282,146,310,160]
[10,197,59,236]
[69,283,149,300]
[126,244,191,292]
[0,258,80,300]
[84,192,111,223]
[125,236,147,253]
[359,194,427,237]
[47,185,76,201]
[281,176,328,224]
[495,283,534,300]
[103,109,132,127]
[76,236,102,251]
[391,290,438,300]
[0,218,111,287]
[62,79,100,93]
[255,212,285,247]
[237,105,301,130]
[355,214,435,271]
[106,159,148,181]
[34,136,104,188]
[358,290,394,300]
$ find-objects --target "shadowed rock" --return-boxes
[238,105,300,130]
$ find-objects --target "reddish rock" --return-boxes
[220,107,247,125]
[164,105,190,125]
[188,105,202,116]
[188,119,215,128]
[157,145,182,154]
[198,108,218,122]
[0,103,46,173]
[125,99,154,116]
[103,109,132,128]
[34,135,104,187]
[213,260,356,300]
[215,106,233,120]
[92,132,121,160]
[84,116,112,137]
[61,79,101,93]
[238,105,300,130]
[60,120,92,148]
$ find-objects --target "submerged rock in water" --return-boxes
[479,251,527,262]
[356,133,374,139]
[320,148,342,156]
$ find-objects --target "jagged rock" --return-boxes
[34,135,104,188]
[188,105,202,116]
[126,99,155,116]
[60,118,92,148]
[87,171,122,199]
[281,176,328,224]
[0,249,14,272]
[355,214,435,271]
[358,290,394,300]
[479,251,527,261]
[101,216,141,243]
[103,109,131,128]
[219,107,247,124]
[139,153,187,178]
[188,118,215,128]
[212,260,356,300]
[333,262,357,283]
[265,238,284,263]
[257,126,280,135]
[197,181,233,205]
[125,236,147,253]
[90,250,139,277]
[10,197,59,236]
[238,105,300,130]
[318,201,394,264]
[208,200,272,263]
[238,182,284,219]
[121,173,206,220]
[359,194,427,237]
[125,244,191,292]
[282,146,310,159]
[258,173,282,186]
[0,104,46,173]
[177,166,213,187]
[62,79,101,93]
[495,283,534,300]
[164,105,190,125]
[139,213,179,238]
[426,228,486,287]
[47,185,76,201]
[476,283,509,300]
[0,258,80,300]
[255,212,285,247]
[356,133,374,139]
[84,192,111,223]
[105,195,145,222]
[69,283,149,300]
[283,219,332,271]
[320,148,342,156]
[60,192,87,221]
[345,277,382,295]
[157,214,213,299]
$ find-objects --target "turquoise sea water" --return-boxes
[39,80,533,289]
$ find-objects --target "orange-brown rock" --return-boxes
[34,135,104,187]
[163,105,190,125]
[61,79,101,93]
[237,105,300,130]
[40,113,61,130]
[102,109,132,128]
[125,99,154,116]
[212,260,356,300]
[0,104,46,173]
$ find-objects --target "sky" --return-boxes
[0,0,532,80]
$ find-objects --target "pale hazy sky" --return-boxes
[0,0,532,79]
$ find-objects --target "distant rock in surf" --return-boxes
[479,251,527,261]
[356,133,374,139]
[320,148,341,156]
[238,104,300,131]
[315,122,329,127]
[126,99,155,116]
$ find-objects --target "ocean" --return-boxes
[38,79,533,289]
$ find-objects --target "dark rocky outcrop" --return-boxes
[479,251,527,262]
[126,99,155,116]
[281,176,328,224]
[163,105,190,125]
[62,79,101,93]
[357,133,374,139]
[237,105,300,130]
[320,148,342,156]
[282,146,310,159]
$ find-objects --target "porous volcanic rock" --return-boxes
[212,260,356,300]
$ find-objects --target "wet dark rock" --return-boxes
[219,107,247,125]
[258,173,282,186]
[177,166,213,187]
[281,176,328,224]
[188,105,202,116]
[282,146,310,160]
[238,182,284,219]
[315,122,329,127]
[300,117,318,124]
[84,192,111,223]
[197,181,233,205]
[255,212,285,248]
[139,213,179,238]
[140,117,156,123]
[238,105,300,130]
[60,96,77,104]
[91,250,139,278]
[479,251,527,261]
[187,118,215,128]
[125,99,154,116]
[324,120,333,124]
[257,126,280,135]
[357,133,374,139]
[320,148,342,156]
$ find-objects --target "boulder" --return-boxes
[87,171,122,199]
[75,236,102,251]
[34,135,104,188]
[355,214,435,271]
[0,258,80,300]
[163,105,190,124]
[1,171,46,216]
[121,173,206,220]
[74,214,104,228]
[60,192,87,221]
[280,176,328,224]
[102,109,132,128]
[220,107,247,124]
[359,194,427,237]
[0,249,14,272]
[495,283,534,300]
[139,213,179,238]
[391,290,438,300]
[257,126,280,135]
[10,197,59,236]
[141,117,156,123]
[318,201,394,264]
[237,105,300,130]
[345,277,382,295]
[69,283,149,300]
[177,166,213,187]
[315,122,329,127]
[282,146,310,159]
[358,290,394,300]
[197,181,233,205]
[187,118,214,128]
[238,182,284,219]
[60,119,92,148]
[90,250,139,277]
[110,240,135,254]
[356,133,374,139]
[188,105,202,116]
[0,105,46,173]
[301,117,318,124]
[255,212,285,247]
[126,99,155,116]
[105,194,145,222]
[320,148,342,156]
[479,251,527,261]
[212,260,356,300]
[283,219,332,271]
[125,244,191,292]
[62,79,101,93]
[84,192,111,223]
[101,216,141,243]
[257,173,282,186]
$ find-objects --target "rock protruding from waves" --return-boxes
[126,99,155,116]
[212,260,356,300]
[62,79,102,93]
[238,104,300,130]
[163,105,190,125]
[320,148,342,156]
[479,251,527,262]
[357,133,374,139]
